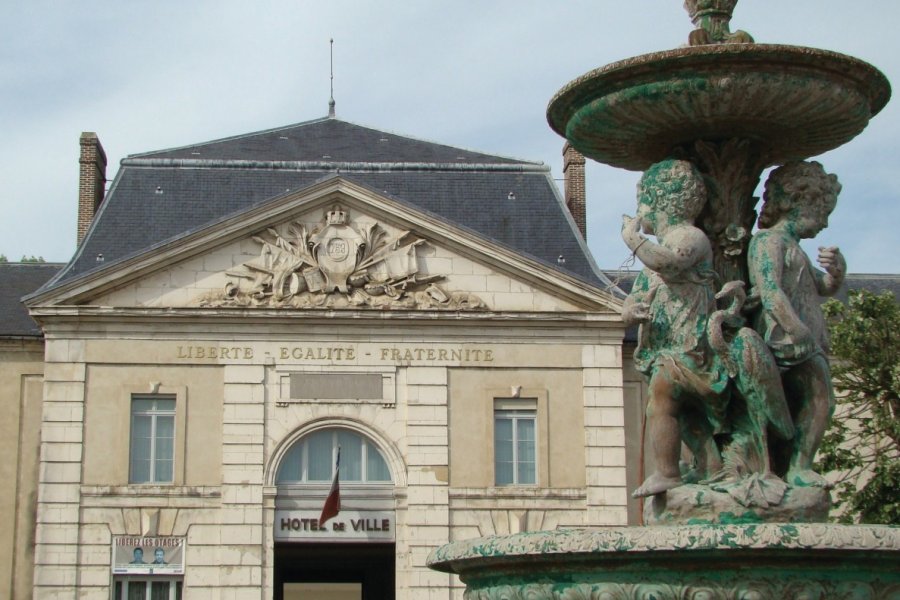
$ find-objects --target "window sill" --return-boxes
[80,485,222,507]
[449,487,586,500]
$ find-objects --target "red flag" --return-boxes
[319,447,341,527]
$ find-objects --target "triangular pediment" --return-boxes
[28,178,621,314]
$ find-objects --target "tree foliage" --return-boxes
[20,255,45,263]
[817,289,899,524]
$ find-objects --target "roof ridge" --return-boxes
[126,116,334,159]
[328,118,545,166]
[119,157,550,173]
[126,116,544,166]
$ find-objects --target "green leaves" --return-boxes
[817,290,899,524]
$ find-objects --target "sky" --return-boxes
[2,1,898,273]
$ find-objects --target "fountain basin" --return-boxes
[428,524,900,599]
[547,44,891,171]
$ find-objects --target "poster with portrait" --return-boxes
[112,536,185,575]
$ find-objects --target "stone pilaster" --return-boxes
[401,366,452,599]
[582,345,628,526]
[190,364,266,598]
[33,344,86,599]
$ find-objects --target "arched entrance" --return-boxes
[272,426,397,600]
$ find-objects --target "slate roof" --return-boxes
[0,263,63,336]
[43,117,610,293]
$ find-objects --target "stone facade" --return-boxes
[0,340,45,600]
[23,180,627,599]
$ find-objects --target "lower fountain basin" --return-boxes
[547,44,891,171]
[428,524,900,599]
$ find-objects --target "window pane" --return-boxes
[306,431,333,481]
[130,415,152,483]
[155,416,175,474]
[276,445,302,483]
[516,417,536,484]
[155,398,176,412]
[495,456,514,485]
[366,442,391,482]
[155,459,174,483]
[150,581,170,600]
[494,417,514,485]
[156,417,174,451]
[338,431,362,481]
[132,398,156,413]
[495,417,513,441]
[517,420,535,462]
[128,581,147,600]
[132,415,152,441]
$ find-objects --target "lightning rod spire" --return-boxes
[328,38,336,118]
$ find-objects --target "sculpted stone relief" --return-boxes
[200,206,485,310]
[624,159,844,522]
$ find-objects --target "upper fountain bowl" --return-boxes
[547,44,891,171]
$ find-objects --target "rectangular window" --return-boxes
[494,402,537,486]
[114,578,182,600]
[130,395,176,484]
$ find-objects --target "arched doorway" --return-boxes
[273,427,397,600]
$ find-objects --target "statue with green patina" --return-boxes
[429,1,898,596]
[622,159,728,497]
[749,161,845,490]
[624,159,797,512]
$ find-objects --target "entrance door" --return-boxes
[274,542,395,600]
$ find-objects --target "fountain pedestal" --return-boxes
[428,525,900,599]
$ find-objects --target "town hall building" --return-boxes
[3,116,648,599]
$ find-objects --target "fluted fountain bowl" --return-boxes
[428,524,900,599]
[547,44,891,171]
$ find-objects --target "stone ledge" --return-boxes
[448,487,586,501]
[428,525,900,599]
[80,485,222,507]
[429,523,900,566]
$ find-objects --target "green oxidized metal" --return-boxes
[547,44,890,172]
[428,525,900,599]
[430,6,899,600]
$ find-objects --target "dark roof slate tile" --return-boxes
[0,263,63,336]
[132,118,528,165]
[50,118,608,290]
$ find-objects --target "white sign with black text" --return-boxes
[274,510,395,542]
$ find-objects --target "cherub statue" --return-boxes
[622,159,731,497]
[625,159,795,503]
[748,161,844,488]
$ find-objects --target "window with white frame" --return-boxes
[494,400,537,486]
[129,395,176,484]
[114,577,182,600]
[275,428,391,484]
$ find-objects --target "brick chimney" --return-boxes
[563,143,586,239]
[77,132,107,246]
